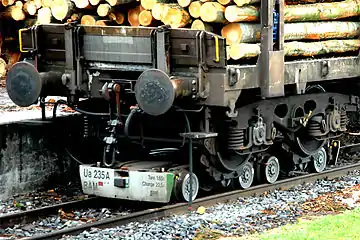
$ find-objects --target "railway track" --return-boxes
[1,161,356,240]
[0,197,101,229]
[0,137,358,239]
[0,196,140,239]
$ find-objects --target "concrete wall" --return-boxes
[0,116,83,200]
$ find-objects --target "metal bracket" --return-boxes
[226,99,238,118]
[320,61,329,77]
[64,23,80,101]
[295,68,306,94]
[23,25,40,67]
[228,67,240,87]
[154,25,171,74]
[196,31,209,100]
[328,140,340,165]
[75,26,84,92]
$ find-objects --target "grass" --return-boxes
[195,208,360,240]
[244,208,360,240]
[193,228,223,240]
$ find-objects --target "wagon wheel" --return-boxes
[173,170,199,202]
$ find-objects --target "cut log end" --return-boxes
[34,0,42,9]
[41,0,53,8]
[162,5,191,28]
[188,1,202,18]
[222,23,242,45]
[8,52,21,69]
[0,58,7,79]
[95,20,112,26]
[1,0,9,7]
[178,0,192,7]
[6,6,26,21]
[97,3,112,17]
[128,5,142,26]
[217,0,231,6]
[152,3,178,20]
[89,0,100,5]
[108,12,125,24]
[139,10,154,26]
[37,7,52,24]
[24,2,38,15]
[140,0,156,10]
[221,23,262,45]
[105,0,116,6]
[106,0,135,6]
[200,2,226,23]
[73,0,90,8]
[14,7,26,21]
[191,19,213,32]
[15,1,23,8]
[51,0,75,21]
[81,15,101,25]
[152,3,165,20]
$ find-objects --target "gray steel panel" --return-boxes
[171,35,227,68]
[226,57,360,90]
[82,35,153,64]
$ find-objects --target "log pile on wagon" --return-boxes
[0,0,360,78]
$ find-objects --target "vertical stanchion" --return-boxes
[183,112,193,211]
[178,107,218,211]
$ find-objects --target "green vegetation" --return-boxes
[194,208,360,240]
[193,228,223,240]
[246,208,360,240]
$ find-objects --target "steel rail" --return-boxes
[0,197,102,229]
[24,162,360,240]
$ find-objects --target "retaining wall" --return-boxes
[0,115,83,200]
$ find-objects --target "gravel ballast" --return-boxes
[56,170,360,240]
[1,145,359,239]
[0,184,85,216]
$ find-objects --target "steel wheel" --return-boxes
[238,161,254,189]
[311,147,327,173]
[264,156,280,184]
[173,170,199,202]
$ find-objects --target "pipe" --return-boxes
[73,107,110,116]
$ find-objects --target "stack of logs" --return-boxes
[1,0,360,78]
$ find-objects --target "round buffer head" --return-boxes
[135,69,175,116]
[6,61,42,107]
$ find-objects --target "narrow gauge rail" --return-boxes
[0,197,102,229]
[0,196,144,232]
[20,161,360,240]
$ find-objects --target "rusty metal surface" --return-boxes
[26,162,360,240]
[20,24,227,69]
[17,23,360,114]
[221,56,360,103]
